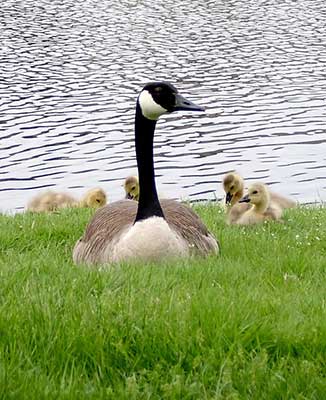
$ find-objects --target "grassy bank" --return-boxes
[0,204,325,399]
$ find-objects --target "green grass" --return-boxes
[0,204,326,399]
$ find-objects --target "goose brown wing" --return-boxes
[73,199,219,264]
[161,199,219,255]
[73,200,137,264]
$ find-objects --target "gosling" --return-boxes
[78,188,107,208]
[223,172,251,224]
[124,176,140,201]
[27,188,107,212]
[223,172,296,210]
[236,183,283,225]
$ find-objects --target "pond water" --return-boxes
[1,0,326,213]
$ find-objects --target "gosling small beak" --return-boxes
[174,93,205,112]
[239,195,251,203]
[225,192,232,204]
[125,193,133,200]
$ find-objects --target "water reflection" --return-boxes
[1,0,325,212]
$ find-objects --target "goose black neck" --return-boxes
[134,102,165,222]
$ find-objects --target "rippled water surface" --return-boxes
[1,0,326,212]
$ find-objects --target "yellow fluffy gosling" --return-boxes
[223,172,296,209]
[223,172,296,224]
[78,188,107,208]
[27,188,107,212]
[236,183,283,225]
[124,176,139,201]
[223,172,251,224]
[27,191,76,212]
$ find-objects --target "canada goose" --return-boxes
[27,188,107,212]
[236,183,283,225]
[124,176,140,201]
[73,82,219,265]
[222,172,251,224]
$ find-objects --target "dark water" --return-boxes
[1,0,326,213]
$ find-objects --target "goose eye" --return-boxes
[230,185,234,190]
[252,190,258,195]
[131,186,136,191]
[96,199,100,203]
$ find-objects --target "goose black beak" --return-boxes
[125,193,133,200]
[225,192,232,204]
[239,195,250,203]
[174,94,205,112]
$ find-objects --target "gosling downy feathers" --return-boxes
[27,188,107,212]
[73,82,219,265]
[223,172,246,206]
[268,190,296,209]
[223,172,251,224]
[78,188,107,208]
[236,183,283,225]
[124,176,140,201]
[27,190,77,212]
[223,172,296,211]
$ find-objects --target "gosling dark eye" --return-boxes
[252,190,258,195]
[96,199,100,203]
[131,186,136,191]
[230,185,234,190]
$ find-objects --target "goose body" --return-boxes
[73,82,219,265]
[236,183,283,225]
[73,198,217,264]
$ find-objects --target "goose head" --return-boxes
[82,188,107,208]
[239,183,270,211]
[124,176,140,201]
[223,172,245,205]
[138,81,205,121]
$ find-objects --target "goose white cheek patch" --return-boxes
[138,90,168,120]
